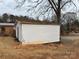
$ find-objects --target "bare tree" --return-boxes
[15,0,76,24]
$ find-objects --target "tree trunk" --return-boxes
[56,13,61,24]
[56,0,61,25]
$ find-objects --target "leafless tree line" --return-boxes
[15,0,77,24]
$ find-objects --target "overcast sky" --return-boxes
[0,0,27,16]
[0,0,79,18]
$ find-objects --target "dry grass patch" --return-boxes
[0,36,79,59]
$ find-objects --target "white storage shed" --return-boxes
[16,24,60,44]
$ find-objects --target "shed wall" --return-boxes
[17,24,60,44]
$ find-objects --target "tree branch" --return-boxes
[28,0,40,3]
[61,0,77,11]
[15,0,26,8]
[71,1,77,11]
[60,0,71,9]
[48,0,57,13]
[26,0,43,11]
[51,0,57,9]
[40,7,51,16]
